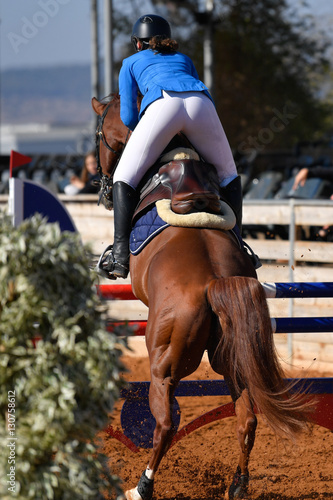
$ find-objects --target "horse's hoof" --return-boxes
[125,488,142,500]
[227,487,249,499]
[228,467,249,499]
[228,490,249,500]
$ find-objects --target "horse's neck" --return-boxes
[111,103,129,143]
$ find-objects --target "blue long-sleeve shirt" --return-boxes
[119,49,212,130]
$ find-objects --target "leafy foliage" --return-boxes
[149,0,333,151]
[0,214,126,499]
[212,0,332,151]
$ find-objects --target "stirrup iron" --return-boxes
[95,245,129,280]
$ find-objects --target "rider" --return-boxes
[100,14,245,280]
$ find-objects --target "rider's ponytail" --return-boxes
[149,36,178,53]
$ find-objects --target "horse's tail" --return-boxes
[207,276,312,440]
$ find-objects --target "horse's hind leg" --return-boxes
[228,385,257,499]
[208,334,256,498]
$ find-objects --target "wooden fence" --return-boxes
[243,199,333,267]
[1,194,332,372]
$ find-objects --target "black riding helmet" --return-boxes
[131,14,171,51]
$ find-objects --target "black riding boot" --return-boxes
[221,176,261,269]
[220,175,243,232]
[97,181,138,280]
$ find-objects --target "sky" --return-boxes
[0,0,138,71]
[0,0,333,72]
[1,0,98,70]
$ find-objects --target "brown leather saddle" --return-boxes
[133,159,222,222]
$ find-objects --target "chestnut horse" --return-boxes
[92,95,310,500]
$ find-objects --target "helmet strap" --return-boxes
[141,40,150,50]
[131,36,139,52]
[131,36,150,52]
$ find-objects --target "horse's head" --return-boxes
[91,94,130,209]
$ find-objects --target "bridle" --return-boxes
[95,99,130,208]
[95,100,130,175]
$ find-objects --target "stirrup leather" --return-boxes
[96,245,129,280]
[243,241,262,269]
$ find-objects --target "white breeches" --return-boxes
[113,90,237,189]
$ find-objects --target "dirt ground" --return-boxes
[99,356,333,500]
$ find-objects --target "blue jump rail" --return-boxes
[262,282,333,299]
[273,317,333,334]
[97,282,333,300]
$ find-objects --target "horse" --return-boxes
[92,94,311,500]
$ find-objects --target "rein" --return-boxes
[95,98,130,208]
[96,102,121,159]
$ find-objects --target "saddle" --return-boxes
[133,156,223,224]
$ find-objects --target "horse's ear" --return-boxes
[91,97,106,116]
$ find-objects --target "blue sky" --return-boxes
[1,1,100,70]
[0,0,142,70]
[0,0,332,71]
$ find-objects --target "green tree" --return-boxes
[149,0,333,153]
[0,214,126,500]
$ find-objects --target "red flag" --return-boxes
[10,150,32,178]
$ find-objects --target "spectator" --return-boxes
[292,165,333,241]
[64,152,99,195]
[317,193,333,241]
[292,165,333,190]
